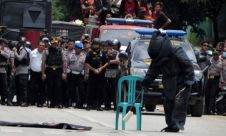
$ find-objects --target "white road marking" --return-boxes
[64,110,114,128]
[42,130,65,135]
[0,127,23,133]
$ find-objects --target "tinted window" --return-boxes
[132,41,150,62]
[100,29,139,46]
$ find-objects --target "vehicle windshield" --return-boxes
[131,39,197,65]
[100,29,139,47]
[132,41,150,62]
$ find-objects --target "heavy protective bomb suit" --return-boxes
[142,31,194,132]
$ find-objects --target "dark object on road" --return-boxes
[0,121,92,130]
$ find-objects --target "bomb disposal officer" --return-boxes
[142,31,194,132]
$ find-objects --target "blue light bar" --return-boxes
[135,29,187,36]
[106,18,152,26]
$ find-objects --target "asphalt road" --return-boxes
[0,105,226,136]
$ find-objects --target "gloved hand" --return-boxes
[141,78,151,88]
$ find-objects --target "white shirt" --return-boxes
[29,48,43,72]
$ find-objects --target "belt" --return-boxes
[71,71,82,75]
[46,65,62,70]
[208,75,220,79]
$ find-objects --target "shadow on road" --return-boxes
[142,112,165,116]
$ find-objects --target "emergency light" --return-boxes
[135,29,187,36]
[106,18,152,26]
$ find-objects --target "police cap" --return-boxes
[74,41,84,49]
[42,37,50,43]
[51,37,59,44]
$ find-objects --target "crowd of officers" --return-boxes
[0,35,126,111]
[197,40,226,115]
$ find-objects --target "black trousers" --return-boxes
[46,68,62,107]
[0,73,8,103]
[163,85,191,130]
[29,70,45,105]
[87,74,103,108]
[62,77,69,107]
[68,73,85,107]
[205,77,220,113]
[15,74,28,104]
[105,77,117,109]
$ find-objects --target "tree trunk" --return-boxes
[212,17,219,45]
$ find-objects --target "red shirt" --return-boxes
[124,1,136,16]
[152,11,158,20]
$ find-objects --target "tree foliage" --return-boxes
[52,0,65,20]
[52,0,83,21]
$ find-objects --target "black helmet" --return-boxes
[0,38,9,45]
[91,38,100,46]
[112,39,121,47]
[118,52,128,61]
[106,40,113,46]
[100,40,108,46]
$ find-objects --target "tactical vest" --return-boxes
[0,54,7,66]
[106,50,118,69]
[46,47,63,66]
[14,48,30,66]
[89,50,103,68]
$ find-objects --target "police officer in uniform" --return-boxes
[67,41,86,108]
[13,37,31,107]
[85,38,108,111]
[196,41,211,77]
[205,50,222,114]
[142,31,194,132]
[6,44,16,106]
[0,38,10,105]
[42,38,67,108]
[104,40,120,110]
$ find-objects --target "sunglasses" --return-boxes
[202,44,209,46]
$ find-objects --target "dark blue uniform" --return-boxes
[85,50,107,110]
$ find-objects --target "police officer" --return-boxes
[0,38,10,105]
[13,37,31,107]
[42,38,67,108]
[6,43,16,106]
[64,40,77,107]
[29,41,45,107]
[205,50,221,115]
[112,39,121,51]
[104,40,120,110]
[85,38,108,111]
[67,41,86,108]
[196,41,211,74]
[142,31,194,132]
[60,39,70,107]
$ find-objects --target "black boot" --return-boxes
[161,126,179,132]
